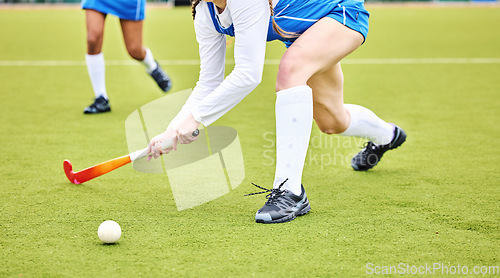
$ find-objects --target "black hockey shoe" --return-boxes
[351,124,406,171]
[246,179,311,224]
[83,96,110,114]
[150,61,172,92]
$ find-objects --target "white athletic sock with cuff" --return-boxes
[85,53,108,99]
[273,85,313,196]
[142,48,158,74]
[340,104,395,145]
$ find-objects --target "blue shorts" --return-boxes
[267,0,370,47]
[82,0,145,21]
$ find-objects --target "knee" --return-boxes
[87,31,103,54]
[317,122,349,135]
[275,51,309,91]
[321,127,346,135]
[126,44,144,61]
[314,106,350,135]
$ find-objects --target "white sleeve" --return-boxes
[167,2,226,130]
[191,0,270,126]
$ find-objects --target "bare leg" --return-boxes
[120,19,146,61]
[307,63,350,134]
[276,17,363,91]
[120,18,171,91]
[278,18,393,141]
[84,9,109,109]
[86,9,106,54]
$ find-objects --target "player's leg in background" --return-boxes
[120,19,172,92]
[86,9,106,55]
[84,9,110,114]
[119,19,146,61]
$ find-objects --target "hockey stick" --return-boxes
[63,129,199,184]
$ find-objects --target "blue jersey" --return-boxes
[82,0,146,21]
[207,0,369,47]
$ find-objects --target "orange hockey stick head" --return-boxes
[63,160,80,184]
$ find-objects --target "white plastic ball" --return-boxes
[98,220,121,244]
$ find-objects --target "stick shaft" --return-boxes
[71,155,131,184]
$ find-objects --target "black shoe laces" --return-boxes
[356,141,388,165]
[244,178,289,204]
[362,141,385,153]
[364,141,376,149]
[362,140,375,150]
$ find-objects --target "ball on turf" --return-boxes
[98,220,121,244]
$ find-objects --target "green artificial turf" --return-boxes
[0,4,499,277]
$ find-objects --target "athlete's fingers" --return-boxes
[185,133,198,144]
[160,146,173,155]
[178,130,198,144]
[188,132,199,143]
[171,136,178,151]
[146,141,154,155]
[147,138,160,158]
[147,146,155,160]
[151,142,161,159]
[178,134,188,144]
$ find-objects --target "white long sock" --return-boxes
[141,48,158,74]
[274,85,313,196]
[340,104,395,145]
[85,53,108,99]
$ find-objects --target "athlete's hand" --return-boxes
[146,114,200,160]
[146,128,177,161]
[177,114,201,145]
